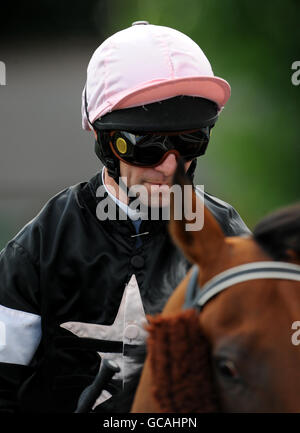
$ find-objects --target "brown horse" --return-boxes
[131,169,300,413]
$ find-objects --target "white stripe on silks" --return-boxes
[0,304,41,365]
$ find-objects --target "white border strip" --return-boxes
[0,304,41,365]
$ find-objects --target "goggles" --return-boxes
[106,128,211,168]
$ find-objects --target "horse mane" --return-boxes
[253,203,300,261]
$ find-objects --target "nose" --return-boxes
[155,152,178,177]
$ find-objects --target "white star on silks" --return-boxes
[60,274,148,407]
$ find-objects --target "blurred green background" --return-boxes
[0,0,299,250]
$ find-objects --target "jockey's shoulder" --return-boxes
[194,186,251,236]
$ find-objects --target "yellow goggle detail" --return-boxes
[116,137,127,154]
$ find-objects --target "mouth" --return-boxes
[145,180,169,186]
[144,182,171,195]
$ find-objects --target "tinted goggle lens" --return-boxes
[108,129,210,167]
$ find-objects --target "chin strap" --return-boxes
[95,137,135,203]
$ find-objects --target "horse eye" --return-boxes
[217,359,240,380]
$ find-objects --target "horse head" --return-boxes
[132,164,300,413]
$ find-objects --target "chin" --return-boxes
[149,192,171,209]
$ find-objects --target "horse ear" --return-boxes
[169,160,225,267]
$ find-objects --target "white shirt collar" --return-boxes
[101,168,145,220]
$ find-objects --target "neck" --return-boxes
[103,167,129,205]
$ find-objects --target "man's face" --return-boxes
[119,153,192,207]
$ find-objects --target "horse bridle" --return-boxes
[184,261,300,310]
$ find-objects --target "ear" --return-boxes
[169,160,225,267]
[145,309,219,413]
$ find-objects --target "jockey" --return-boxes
[0,22,250,413]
